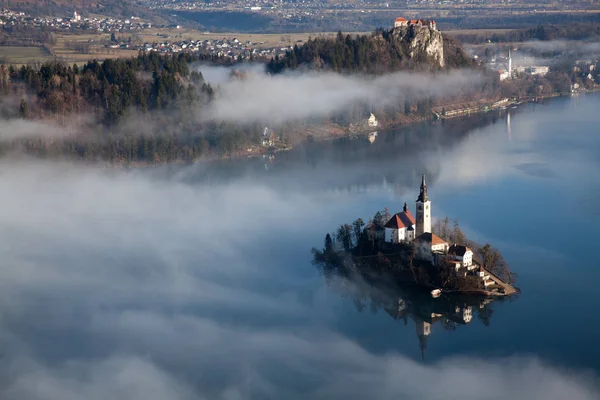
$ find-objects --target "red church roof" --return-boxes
[384,210,416,229]
[415,232,447,246]
[395,17,408,22]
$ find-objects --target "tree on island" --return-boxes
[313,209,517,294]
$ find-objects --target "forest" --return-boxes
[2,51,217,124]
[267,29,474,75]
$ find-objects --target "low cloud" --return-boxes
[519,40,600,55]
[200,69,483,125]
[0,118,65,140]
[0,160,598,399]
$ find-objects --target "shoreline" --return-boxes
[249,87,600,161]
[57,87,600,169]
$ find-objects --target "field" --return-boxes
[0,26,525,65]
[52,32,139,64]
[136,28,364,48]
[0,46,53,64]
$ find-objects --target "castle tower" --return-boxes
[415,174,431,236]
[508,48,512,78]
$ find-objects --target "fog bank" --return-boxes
[0,158,598,399]
[199,68,483,124]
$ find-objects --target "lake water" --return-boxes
[0,94,599,399]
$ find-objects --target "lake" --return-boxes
[0,94,598,399]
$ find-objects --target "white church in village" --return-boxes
[384,174,474,269]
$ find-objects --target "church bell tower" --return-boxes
[415,174,431,236]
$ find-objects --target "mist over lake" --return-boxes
[0,94,599,399]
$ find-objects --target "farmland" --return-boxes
[0,46,53,64]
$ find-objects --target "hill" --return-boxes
[267,25,473,75]
[0,0,150,18]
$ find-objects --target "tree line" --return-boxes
[5,51,218,125]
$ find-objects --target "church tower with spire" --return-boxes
[415,174,431,237]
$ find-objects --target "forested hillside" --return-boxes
[267,28,473,74]
[2,52,216,124]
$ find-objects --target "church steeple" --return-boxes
[415,173,431,236]
[417,173,428,202]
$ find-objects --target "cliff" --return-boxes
[392,25,445,68]
[267,27,472,74]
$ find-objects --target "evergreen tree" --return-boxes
[19,99,28,118]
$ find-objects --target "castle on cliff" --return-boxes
[394,17,437,31]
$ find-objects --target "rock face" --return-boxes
[393,25,445,68]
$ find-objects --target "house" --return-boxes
[368,113,378,128]
[447,244,475,270]
[394,17,408,28]
[384,203,416,243]
[414,232,449,265]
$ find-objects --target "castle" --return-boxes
[383,174,474,270]
[394,17,437,31]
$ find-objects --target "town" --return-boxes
[0,8,152,32]
[135,36,293,59]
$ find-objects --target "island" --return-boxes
[312,174,518,297]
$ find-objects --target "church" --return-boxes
[384,174,449,265]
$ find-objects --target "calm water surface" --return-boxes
[0,94,599,399]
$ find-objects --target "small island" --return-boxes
[313,174,518,297]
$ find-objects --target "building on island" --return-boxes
[384,174,452,265]
[384,174,449,265]
[414,232,449,265]
[415,173,431,237]
[384,203,416,243]
[448,244,475,271]
[380,173,515,292]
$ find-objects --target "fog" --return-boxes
[0,94,599,398]
[198,67,483,125]
[519,40,600,55]
[0,143,599,399]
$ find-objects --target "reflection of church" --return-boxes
[384,294,490,359]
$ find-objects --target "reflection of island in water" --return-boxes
[319,266,499,360]
[383,288,495,360]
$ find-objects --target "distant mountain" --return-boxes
[0,0,151,18]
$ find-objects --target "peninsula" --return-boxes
[313,174,518,297]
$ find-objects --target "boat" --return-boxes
[430,289,442,298]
